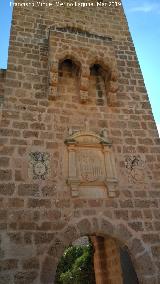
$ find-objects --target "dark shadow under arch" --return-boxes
[58,58,80,78]
[57,57,81,99]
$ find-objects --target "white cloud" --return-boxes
[129,3,160,13]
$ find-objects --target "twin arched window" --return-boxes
[56,58,113,105]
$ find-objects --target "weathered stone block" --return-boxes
[0,183,15,195]
[18,184,39,197]
[27,199,51,208]
[22,257,39,270]
[0,170,12,181]
[34,233,55,244]
[0,259,18,271]
[0,157,9,167]
[14,271,38,284]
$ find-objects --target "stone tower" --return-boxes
[0,0,160,283]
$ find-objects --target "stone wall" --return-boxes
[0,69,6,100]
[92,236,123,284]
[0,0,160,283]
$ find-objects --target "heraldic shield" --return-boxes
[65,130,118,198]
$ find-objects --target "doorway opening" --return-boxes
[55,235,139,284]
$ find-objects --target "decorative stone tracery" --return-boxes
[65,130,118,197]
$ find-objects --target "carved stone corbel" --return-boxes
[48,61,59,99]
[80,90,88,103]
[111,70,118,82]
[104,178,118,197]
[48,61,59,100]
[80,68,90,103]
[109,81,119,93]
[107,70,119,106]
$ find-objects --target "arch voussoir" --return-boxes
[63,224,80,246]
[99,217,115,237]
[40,256,58,284]
[135,251,156,276]
[40,216,157,284]
[76,218,92,236]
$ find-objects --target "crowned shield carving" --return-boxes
[65,130,118,198]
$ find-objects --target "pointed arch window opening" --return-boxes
[90,63,111,106]
[57,58,81,99]
[58,58,80,78]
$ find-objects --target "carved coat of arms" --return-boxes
[65,130,118,198]
[125,155,145,184]
[78,149,104,182]
[29,152,50,180]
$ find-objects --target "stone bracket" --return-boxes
[48,61,59,100]
[107,70,119,106]
[80,73,89,103]
[66,178,80,197]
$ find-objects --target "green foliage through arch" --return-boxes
[55,242,96,284]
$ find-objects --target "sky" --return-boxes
[122,0,160,135]
[0,0,159,135]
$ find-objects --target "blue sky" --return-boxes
[122,0,160,135]
[0,0,159,134]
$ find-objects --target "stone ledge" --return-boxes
[50,26,112,42]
